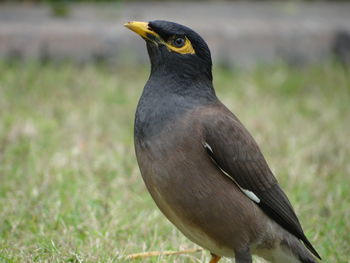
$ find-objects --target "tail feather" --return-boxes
[282,236,319,263]
[301,234,322,260]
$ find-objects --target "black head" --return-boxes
[125,20,212,82]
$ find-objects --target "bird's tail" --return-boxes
[282,235,320,263]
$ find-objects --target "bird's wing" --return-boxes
[201,105,320,260]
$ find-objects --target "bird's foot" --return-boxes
[209,253,221,263]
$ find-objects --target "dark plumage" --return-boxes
[125,20,321,263]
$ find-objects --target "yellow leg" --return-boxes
[209,253,221,263]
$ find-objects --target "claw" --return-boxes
[209,253,221,263]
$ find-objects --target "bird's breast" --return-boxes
[134,125,236,257]
[134,108,267,256]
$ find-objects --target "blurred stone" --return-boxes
[0,2,350,67]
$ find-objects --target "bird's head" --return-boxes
[125,20,212,82]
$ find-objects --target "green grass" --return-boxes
[0,61,349,263]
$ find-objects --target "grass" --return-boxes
[0,61,349,263]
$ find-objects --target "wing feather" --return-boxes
[202,104,321,260]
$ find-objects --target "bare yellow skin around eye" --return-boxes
[165,37,195,55]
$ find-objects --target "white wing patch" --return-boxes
[241,189,261,203]
[203,142,261,204]
[204,142,213,152]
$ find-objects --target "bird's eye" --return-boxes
[173,37,185,48]
[165,36,195,54]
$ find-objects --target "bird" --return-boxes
[124,20,321,263]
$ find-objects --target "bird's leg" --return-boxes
[234,247,252,263]
[209,253,221,263]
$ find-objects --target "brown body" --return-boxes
[135,104,300,261]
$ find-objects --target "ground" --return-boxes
[0,62,349,262]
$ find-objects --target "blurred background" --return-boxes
[0,1,349,263]
[1,0,350,66]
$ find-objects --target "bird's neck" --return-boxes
[135,73,217,141]
[146,70,216,99]
[150,64,213,85]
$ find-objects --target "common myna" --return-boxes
[125,20,321,263]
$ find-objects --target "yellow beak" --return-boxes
[124,21,159,40]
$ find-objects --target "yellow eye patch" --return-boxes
[124,22,195,55]
[164,36,195,55]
